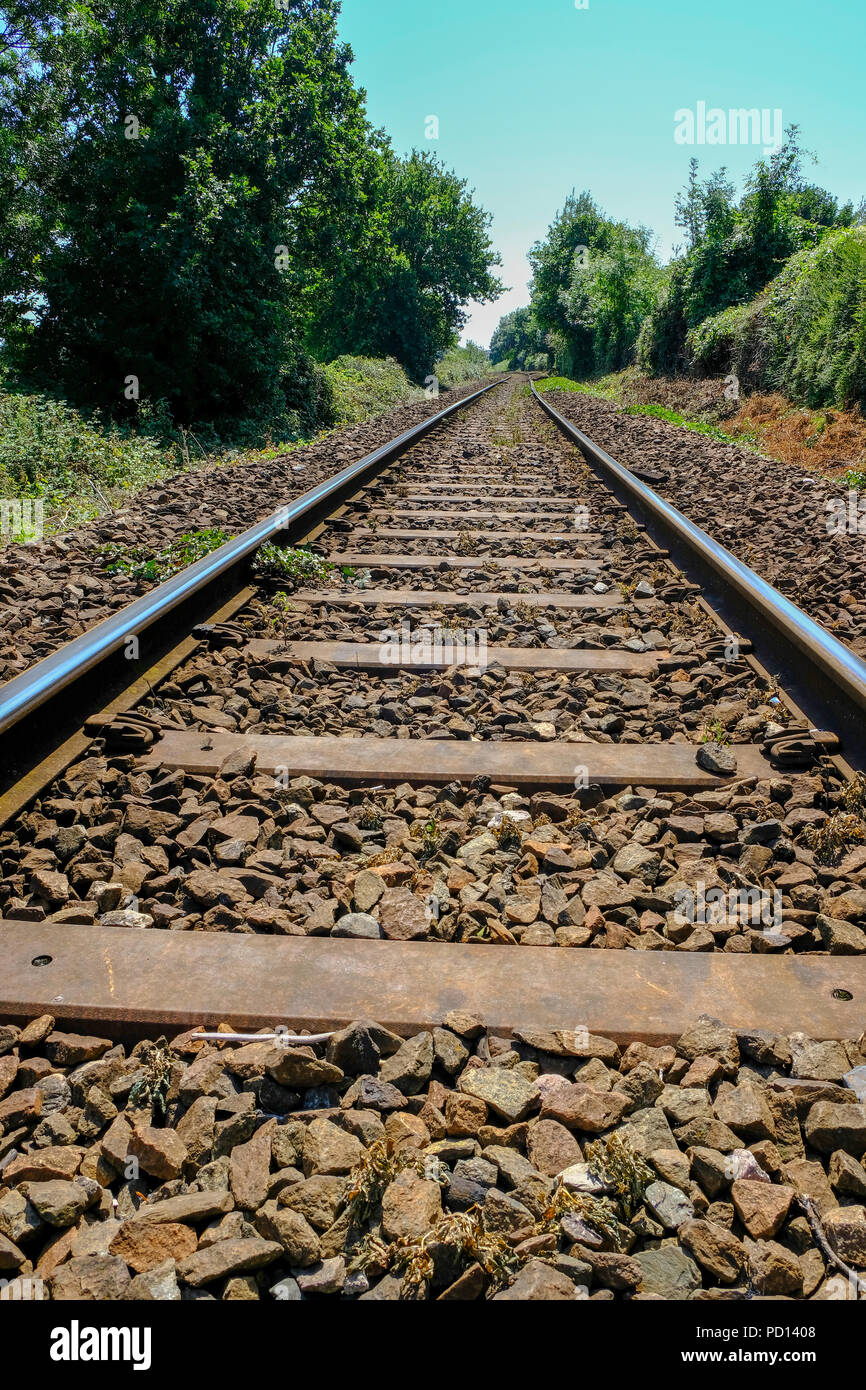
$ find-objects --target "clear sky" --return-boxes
[336,0,865,350]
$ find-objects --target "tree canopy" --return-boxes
[0,0,502,424]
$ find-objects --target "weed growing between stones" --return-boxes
[411,817,442,862]
[491,817,523,851]
[345,1140,412,1227]
[701,718,731,747]
[251,544,334,588]
[98,528,229,582]
[807,812,866,865]
[357,799,384,831]
[585,1132,654,1222]
[350,1206,521,1299]
[541,1185,622,1247]
[842,771,866,816]
[127,1037,175,1119]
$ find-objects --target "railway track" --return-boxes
[2,373,865,1309]
[0,373,865,1045]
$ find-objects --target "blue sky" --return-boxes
[336,0,865,349]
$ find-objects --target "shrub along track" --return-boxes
[0,376,865,1302]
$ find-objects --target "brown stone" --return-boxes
[110,1221,197,1273]
[128,1124,189,1181]
[540,1083,630,1133]
[731,1180,794,1239]
[229,1120,275,1211]
[302,1118,364,1177]
[177,1237,282,1287]
[445,1092,487,1137]
[51,1254,132,1300]
[526,1118,582,1177]
[381,1169,442,1242]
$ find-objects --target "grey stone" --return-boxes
[635,1246,701,1299]
[333,912,381,939]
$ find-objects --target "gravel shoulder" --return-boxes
[545,390,866,660]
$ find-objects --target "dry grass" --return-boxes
[570,368,866,476]
[729,394,866,474]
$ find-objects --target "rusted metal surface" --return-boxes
[396,492,577,505]
[144,729,774,788]
[1,922,862,1042]
[244,639,663,674]
[368,510,614,522]
[334,528,605,543]
[282,587,627,610]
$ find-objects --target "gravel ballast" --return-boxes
[0,1012,863,1301]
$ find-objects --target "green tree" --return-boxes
[3,0,377,424]
[489,306,549,370]
[641,127,855,374]
[305,148,503,380]
[528,191,659,377]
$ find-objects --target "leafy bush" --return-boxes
[435,342,490,387]
[251,544,335,587]
[687,227,866,408]
[0,385,176,521]
[98,529,229,582]
[638,131,856,382]
[317,356,422,426]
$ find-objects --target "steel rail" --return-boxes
[532,379,866,762]
[0,380,499,738]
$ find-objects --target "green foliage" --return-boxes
[435,341,489,387]
[3,0,366,425]
[489,307,551,372]
[539,375,753,445]
[525,190,661,378]
[688,227,866,408]
[99,528,228,582]
[0,382,176,525]
[701,718,731,746]
[1,3,502,422]
[303,149,503,380]
[639,127,858,388]
[318,356,421,425]
[251,543,333,587]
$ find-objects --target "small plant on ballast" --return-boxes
[252,543,333,589]
[99,528,229,582]
[701,718,730,747]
